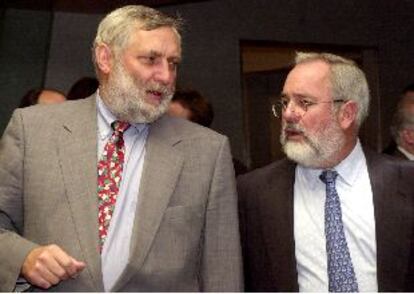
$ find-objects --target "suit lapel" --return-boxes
[394,148,410,160]
[58,97,104,291]
[260,160,299,291]
[112,116,184,290]
[366,149,412,291]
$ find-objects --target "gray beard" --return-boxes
[100,64,174,124]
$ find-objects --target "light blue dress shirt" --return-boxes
[96,94,149,291]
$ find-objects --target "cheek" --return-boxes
[302,114,333,134]
[124,62,151,81]
[131,69,152,82]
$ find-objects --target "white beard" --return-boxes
[280,117,346,168]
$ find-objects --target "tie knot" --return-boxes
[112,121,130,134]
[319,170,338,185]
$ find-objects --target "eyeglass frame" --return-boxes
[271,96,347,118]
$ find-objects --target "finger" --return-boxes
[22,258,54,289]
[35,245,75,281]
[36,264,61,286]
[39,251,71,281]
[67,258,86,279]
[52,251,85,278]
[73,259,86,272]
[28,273,52,289]
[21,247,57,287]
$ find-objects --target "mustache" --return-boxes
[282,123,322,155]
[145,82,174,96]
[283,123,304,133]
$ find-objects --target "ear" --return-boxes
[95,44,113,75]
[338,100,358,130]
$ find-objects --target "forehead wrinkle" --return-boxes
[128,25,180,46]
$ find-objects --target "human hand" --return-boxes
[21,244,86,289]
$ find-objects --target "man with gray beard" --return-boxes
[238,52,414,292]
[0,5,242,292]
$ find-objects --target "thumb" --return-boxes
[71,258,86,274]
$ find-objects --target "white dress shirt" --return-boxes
[294,141,378,292]
[96,94,149,291]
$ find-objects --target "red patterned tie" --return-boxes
[97,121,130,250]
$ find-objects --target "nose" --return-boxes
[282,101,301,123]
[154,60,176,85]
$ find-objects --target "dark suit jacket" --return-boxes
[389,148,410,160]
[383,142,411,160]
[238,148,414,292]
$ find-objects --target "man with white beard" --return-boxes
[0,5,242,292]
[238,52,414,292]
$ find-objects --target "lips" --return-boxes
[284,125,304,140]
[146,90,164,105]
[147,90,162,96]
[285,128,301,136]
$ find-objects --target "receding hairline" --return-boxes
[295,51,357,67]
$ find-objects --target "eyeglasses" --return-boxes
[271,97,346,118]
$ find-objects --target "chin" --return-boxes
[144,97,162,107]
[283,141,320,167]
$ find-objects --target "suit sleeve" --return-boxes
[200,137,243,291]
[0,110,39,291]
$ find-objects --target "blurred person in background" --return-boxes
[384,83,414,160]
[168,89,248,175]
[19,88,66,107]
[67,77,99,100]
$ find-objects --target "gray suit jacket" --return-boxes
[238,148,414,292]
[0,96,243,291]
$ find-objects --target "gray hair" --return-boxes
[295,52,370,128]
[390,95,414,143]
[92,5,182,72]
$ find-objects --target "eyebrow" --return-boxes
[149,49,180,58]
[280,93,318,101]
[145,50,161,58]
[147,50,181,62]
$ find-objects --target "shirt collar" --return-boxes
[96,90,147,140]
[397,145,414,160]
[334,140,366,186]
[298,140,366,189]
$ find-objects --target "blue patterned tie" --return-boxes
[320,170,359,292]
